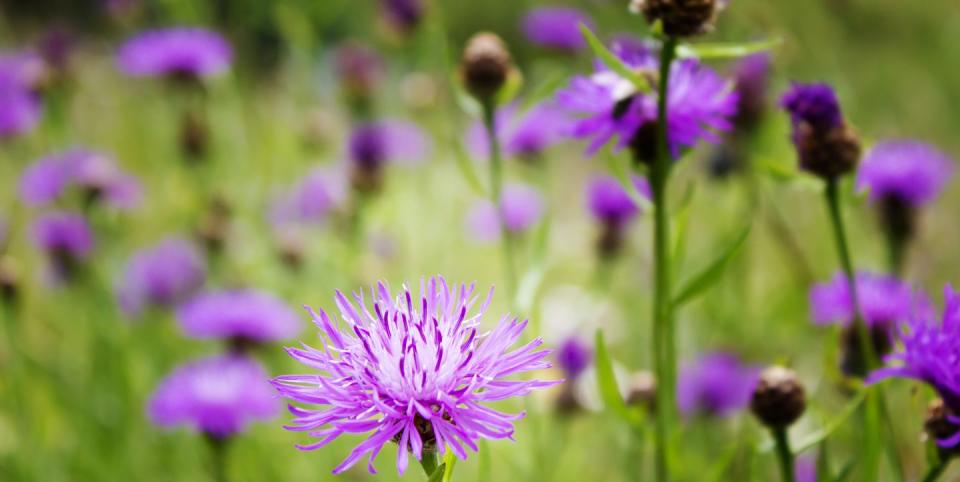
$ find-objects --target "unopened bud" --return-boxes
[461,32,512,103]
[750,366,806,429]
[625,371,657,411]
[630,0,721,38]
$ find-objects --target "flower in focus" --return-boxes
[273,277,559,474]
[116,27,232,80]
[0,51,44,139]
[19,149,142,210]
[117,237,206,318]
[177,289,300,345]
[465,103,570,162]
[348,120,431,193]
[521,7,593,52]
[30,211,94,281]
[466,183,544,242]
[148,354,279,439]
[677,352,759,418]
[781,82,861,180]
[555,41,737,160]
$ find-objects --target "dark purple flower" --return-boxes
[38,26,76,74]
[780,82,861,179]
[521,7,593,51]
[348,120,431,168]
[30,211,94,281]
[857,140,954,207]
[555,336,592,379]
[809,271,921,328]
[117,237,206,318]
[0,51,43,138]
[677,352,759,418]
[380,0,424,34]
[465,103,570,160]
[334,42,383,99]
[731,53,771,129]
[148,354,279,438]
[466,183,544,242]
[117,28,232,79]
[586,174,651,225]
[268,168,346,227]
[177,289,300,343]
[273,277,559,474]
[555,42,737,157]
[780,83,842,131]
[19,149,142,210]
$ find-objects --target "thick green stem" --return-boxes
[772,428,795,482]
[481,100,517,301]
[206,435,230,482]
[922,459,950,482]
[419,451,439,478]
[650,37,678,482]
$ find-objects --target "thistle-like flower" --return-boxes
[466,183,544,243]
[586,174,651,258]
[117,237,206,318]
[19,148,142,210]
[30,211,94,282]
[521,7,593,52]
[461,33,513,104]
[273,277,559,474]
[465,103,571,163]
[677,352,759,419]
[629,0,723,38]
[116,27,232,81]
[177,289,301,346]
[781,83,861,180]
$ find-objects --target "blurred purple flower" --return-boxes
[19,149,142,210]
[521,7,593,51]
[177,289,300,343]
[117,27,232,79]
[555,42,737,157]
[677,352,759,418]
[795,455,817,482]
[0,51,43,138]
[810,271,921,327]
[380,0,424,34]
[272,277,558,474]
[30,211,94,281]
[857,140,954,207]
[38,26,76,74]
[334,42,383,99]
[466,183,544,242]
[586,174,651,225]
[781,82,842,131]
[117,237,206,318]
[555,336,592,379]
[731,53,771,129]
[148,354,279,439]
[465,103,570,160]
[269,168,346,227]
[348,120,431,168]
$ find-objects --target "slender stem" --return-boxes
[922,459,950,482]
[885,223,907,276]
[481,100,517,301]
[772,427,795,482]
[650,36,678,482]
[419,451,439,478]
[206,435,230,482]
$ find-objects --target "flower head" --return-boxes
[148,354,279,439]
[809,271,920,328]
[177,289,300,343]
[334,42,383,104]
[0,51,43,138]
[857,140,954,207]
[678,352,759,418]
[117,27,232,80]
[20,148,142,210]
[731,53,771,130]
[269,168,346,228]
[555,336,592,380]
[465,103,570,161]
[586,174,651,225]
[30,211,94,281]
[117,237,206,318]
[521,7,593,52]
[380,0,424,34]
[273,277,559,474]
[348,120,431,193]
[461,32,513,102]
[780,82,860,179]
[630,0,723,38]
[466,183,544,242]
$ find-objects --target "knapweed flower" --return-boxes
[148,354,279,439]
[19,148,142,210]
[870,286,960,446]
[521,7,592,52]
[677,352,759,418]
[555,336,592,380]
[380,0,424,35]
[629,0,723,38]
[466,183,544,242]
[177,289,300,344]
[117,237,206,318]
[30,211,94,281]
[587,174,651,257]
[348,120,431,193]
[781,83,861,180]
[269,168,346,227]
[731,53,771,131]
[0,51,43,138]
[273,277,559,474]
[555,42,737,160]
[117,27,232,80]
[465,103,570,162]
[334,42,383,112]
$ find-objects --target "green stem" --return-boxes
[206,435,229,482]
[650,36,678,482]
[481,100,517,301]
[419,451,439,478]
[922,459,950,482]
[772,427,795,482]
[885,223,907,276]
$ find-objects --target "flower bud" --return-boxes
[750,366,806,429]
[461,32,512,103]
[629,0,720,38]
[181,110,210,160]
[792,122,861,180]
[625,371,657,411]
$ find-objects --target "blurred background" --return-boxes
[0,0,958,480]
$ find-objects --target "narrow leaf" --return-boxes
[442,453,457,482]
[676,38,782,60]
[594,330,638,424]
[672,224,751,308]
[671,183,697,277]
[603,149,653,212]
[758,391,866,454]
[426,463,446,482]
[579,24,652,94]
[450,139,486,196]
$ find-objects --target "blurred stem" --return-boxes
[884,223,907,276]
[419,451,439,478]
[772,427,795,482]
[922,459,950,482]
[207,435,229,482]
[649,36,678,482]
[481,99,517,301]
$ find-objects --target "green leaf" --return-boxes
[832,458,857,482]
[602,149,653,212]
[579,24,653,94]
[676,38,782,60]
[495,69,524,106]
[426,463,446,482]
[671,183,697,277]
[672,224,751,308]
[442,453,457,482]
[594,330,640,425]
[450,139,486,196]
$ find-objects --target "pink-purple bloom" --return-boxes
[677,352,759,418]
[521,7,592,51]
[586,174,651,225]
[148,354,279,438]
[30,211,94,280]
[117,237,206,318]
[117,27,232,79]
[465,103,570,160]
[380,0,424,34]
[0,51,43,138]
[857,140,954,207]
[272,277,559,474]
[19,149,142,210]
[555,42,737,156]
[269,168,346,227]
[466,183,544,242]
[177,289,300,342]
[555,336,591,379]
[809,271,920,327]
[348,120,431,168]
[731,53,771,129]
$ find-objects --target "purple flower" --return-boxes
[780,83,842,131]
[555,42,737,157]
[380,0,423,34]
[586,174,651,225]
[117,28,232,79]
[810,271,920,327]
[348,120,431,168]
[269,168,346,227]
[117,237,206,318]
[795,455,817,482]
[148,354,279,438]
[177,289,300,343]
[19,149,142,210]
[465,103,570,160]
[555,336,592,379]
[521,7,593,51]
[870,286,960,446]
[677,352,759,418]
[466,183,544,242]
[857,140,954,207]
[334,42,383,98]
[273,277,558,474]
[30,211,94,281]
[731,53,771,129]
[0,51,43,138]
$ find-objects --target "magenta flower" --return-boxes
[30,211,94,281]
[466,183,544,242]
[269,168,346,227]
[586,174,651,225]
[273,277,559,474]
[117,27,232,79]
[521,7,593,51]
[555,336,592,379]
[380,0,423,34]
[731,53,771,129]
[809,271,921,328]
[857,140,954,207]
[465,103,570,160]
[148,354,279,439]
[0,51,43,138]
[348,120,431,168]
[19,148,142,210]
[177,289,301,343]
[117,237,206,318]
[677,352,759,418]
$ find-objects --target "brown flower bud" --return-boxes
[794,122,861,180]
[750,366,806,429]
[630,0,720,38]
[461,32,512,103]
[625,371,658,411]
